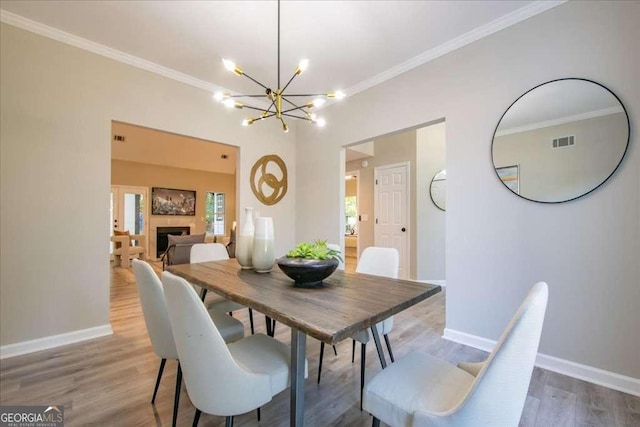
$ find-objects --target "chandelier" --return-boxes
[213,0,345,132]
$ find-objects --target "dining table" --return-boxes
[168,258,441,426]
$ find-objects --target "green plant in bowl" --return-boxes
[285,240,343,262]
[278,240,343,287]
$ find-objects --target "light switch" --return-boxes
[361,214,368,221]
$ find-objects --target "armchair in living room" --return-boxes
[111,234,146,268]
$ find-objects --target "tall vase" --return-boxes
[236,207,255,269]
[252,217,275,273]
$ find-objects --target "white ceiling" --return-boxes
[1,1,559,103]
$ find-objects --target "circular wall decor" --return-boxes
[429,170,446,211]
[492,78,630,203]
[250,154,288,205]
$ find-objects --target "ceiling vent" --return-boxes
[552,135,575,149]
[221,154,229,159]
[113,135,126,142]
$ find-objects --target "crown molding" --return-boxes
[2,1,565,106]
[341,0,566,100]
[495,106,625,137]
[0,9,225,94]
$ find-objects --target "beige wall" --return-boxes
[1,23,297,348]
[111,159,236,236]
[346,130,417,279]
[345,177,357,197]
[297,1,640,380]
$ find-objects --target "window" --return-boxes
[345,196,357,235]
[205,192,225,235]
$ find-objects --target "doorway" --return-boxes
[110,185,148,257]
[374,162,410,279]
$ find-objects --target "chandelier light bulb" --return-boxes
[329,91,346,100]
[310,113,318,120]
[213,92,225,102]
[315,118,326,127]
[242,118,251,126]
[282,123,289,133]
[296,59,310,75]
[222,59,236,72]
[312,98,326,108]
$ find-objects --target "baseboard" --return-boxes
[0,324,113,360]
[443,328,640,397]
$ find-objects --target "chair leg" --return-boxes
[265,316,272,336]
[248,308,255,335]
[360,342,366,411]
[372,417,381,427]
[225,416,234,427]
[151,358,166,404]
[199,288,207,302]
[317,342,325,384]
[383,333,395,363]
[332,345,338,356]
[172,362,182,427]
[256,407,261,421]
[192,409,201,427]
[271,319,277,336]
[352,339,356,363]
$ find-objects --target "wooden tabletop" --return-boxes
[168,259,441,345]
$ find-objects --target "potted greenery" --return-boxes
[277,240,343,287]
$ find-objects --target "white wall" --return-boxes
[0,24,297,347]
[416,122,446,281]
[296,1,640,380]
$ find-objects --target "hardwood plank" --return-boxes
[1,261,639,427]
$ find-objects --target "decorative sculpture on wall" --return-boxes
[250,154,288,205]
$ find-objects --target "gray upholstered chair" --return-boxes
[162,271,308,426]
[364,282,549,427]
[132,259,245,427]
[161,233,205,270]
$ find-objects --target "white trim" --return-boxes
[340,0,566,100]
[346,169,361,265]
[0,9,225,94]
[2,2,565,105]
[495,106,625,136]
[0,324,113,360]
[443,328,640,397]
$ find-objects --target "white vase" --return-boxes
[252,217,275,273]
[236,207,255,269]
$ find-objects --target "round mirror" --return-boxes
[492,78,629,203]
[429,170,446,211]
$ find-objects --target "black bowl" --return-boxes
[277,257,339,288]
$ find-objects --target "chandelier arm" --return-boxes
[240,72,270,91]
[242,104,275,113]
[227,94,272,98]
[281,94,329,97]
[281,112,312,121]
[281,96,304,109]
[280,72,299,94]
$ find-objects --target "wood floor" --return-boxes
[1,263,638,426]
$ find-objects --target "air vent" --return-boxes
[221,154,229,159]
[552,135,575,149]
[113,135,126,142]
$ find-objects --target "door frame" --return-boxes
[374,161,411,278]
[345,169,360,265]
[110,185,149,258]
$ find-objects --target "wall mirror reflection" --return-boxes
[430,170,446,211]
[492,78,629,203]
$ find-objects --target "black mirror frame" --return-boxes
[491,77,630,204]
[429,170,446,212]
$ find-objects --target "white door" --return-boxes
[374,163,409,279]
[110,186,148,256]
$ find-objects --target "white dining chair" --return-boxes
[190,243,255,334]
[161,271,308,426]
[317,246,399,410]
[132,259,245,427]
[364,282,549,427]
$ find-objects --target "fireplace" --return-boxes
[156,226,190,257]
